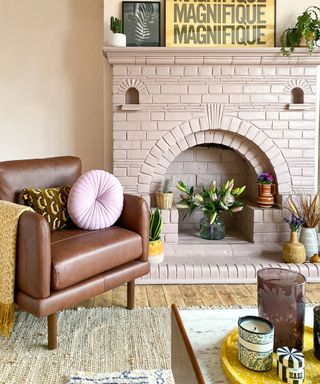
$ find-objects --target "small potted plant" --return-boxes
[110,16,126,47]
[155,178,174,209]
[148,208,164,264]
[281,6,320,56]
[282,214,306,263]
[287,193,320,260]
[176,179,246,240]
[257,172,275,208]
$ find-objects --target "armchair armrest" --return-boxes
[17,211,51,299]
[117,194,149,262]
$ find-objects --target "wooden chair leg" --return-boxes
[48,313,57,350]
[127,280,135,309]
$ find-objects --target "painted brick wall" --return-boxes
[108,51,319,244]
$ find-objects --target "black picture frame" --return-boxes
[122,1,161,47]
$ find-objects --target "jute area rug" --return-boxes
[0,308,171,384]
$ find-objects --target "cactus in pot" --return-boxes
[109,16,126,47]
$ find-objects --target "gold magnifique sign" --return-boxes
[165,0,276,48]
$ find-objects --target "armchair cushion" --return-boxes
[50,226,142,291]
[67,170,123,230]
[18,185,71,231]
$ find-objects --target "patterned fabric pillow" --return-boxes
[18,186,71,231]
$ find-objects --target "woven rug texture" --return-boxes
[0,308,171,384]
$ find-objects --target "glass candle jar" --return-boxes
[257,268,306,351]
[238,315,274,371]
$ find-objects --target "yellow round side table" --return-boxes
[221,326,320,384]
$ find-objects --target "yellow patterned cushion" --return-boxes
[18,186,71,231]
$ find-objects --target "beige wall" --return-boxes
[0,0,105,172]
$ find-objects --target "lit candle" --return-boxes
[241,318,273,334]
[238,316,274,371]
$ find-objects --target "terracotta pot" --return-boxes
[282,231,306,263]
[148,239,164,264]
[257,183,275,208]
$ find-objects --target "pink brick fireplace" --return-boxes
[104,47,320,283]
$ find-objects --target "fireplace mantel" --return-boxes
[103,46,320,66]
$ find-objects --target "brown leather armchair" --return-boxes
[0,156,150,349]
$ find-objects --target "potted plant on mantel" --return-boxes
[281,6,320,56]
[110,16,126,47]
[155,178,174,209]
[286,193,320,260]
[176,179,246,241]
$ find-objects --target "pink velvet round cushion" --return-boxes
[67,170,124,230]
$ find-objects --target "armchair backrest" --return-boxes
[0,156,82,202]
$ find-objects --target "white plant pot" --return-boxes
[299,227,318,260]
[111,33,126,48]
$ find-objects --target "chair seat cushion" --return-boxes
[50,226,142,291]
[67,170,123,230]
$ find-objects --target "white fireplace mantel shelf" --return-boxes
[103,46,320,66]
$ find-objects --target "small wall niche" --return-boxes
[126,87,139,105]
[291,87,304,104]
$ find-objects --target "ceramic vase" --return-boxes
[148,238,164,264]
[257,184,275,208]
[282,232,306,263]
[299,227,318,260]
[199,213,225,240]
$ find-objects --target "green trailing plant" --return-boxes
[149,208,162,241]
[161,178,172,193]
[281,6,320,56]
[110,16,122,34]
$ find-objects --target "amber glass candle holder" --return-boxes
[257,268,306,351]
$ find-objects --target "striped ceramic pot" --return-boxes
[257,183,275,208]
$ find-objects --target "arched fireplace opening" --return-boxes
[164,143,273,240]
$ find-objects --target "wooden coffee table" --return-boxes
[171,304,314,384]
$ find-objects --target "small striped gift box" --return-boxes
[276,347,305,384]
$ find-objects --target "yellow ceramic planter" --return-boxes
[282,231,306,263]
[148,239,164,264]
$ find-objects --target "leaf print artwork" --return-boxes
[123,2,160,47]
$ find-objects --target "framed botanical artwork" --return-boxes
[165,0,276,48]
[122,1,161,47]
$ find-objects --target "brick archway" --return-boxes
[137,115,291,195]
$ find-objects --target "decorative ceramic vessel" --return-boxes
[258,268,306,351]
[282,232,306,263]
[257,184,275,208]
[199,213,225,240]
[155,192,174,209]
[238,315,274,371]
[148,238,164,264]
[110,33,126,47]
[299,227,318,260]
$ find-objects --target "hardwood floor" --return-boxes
[79,283,320,308]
